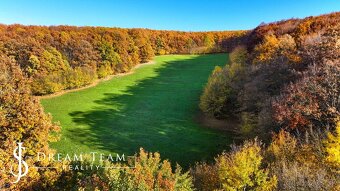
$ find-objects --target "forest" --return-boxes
[0,11,339,190]
[197,12,339,190]
[0,24,246,95]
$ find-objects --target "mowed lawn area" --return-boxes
[41,54,233,167]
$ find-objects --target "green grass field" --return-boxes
[41,54,233,168]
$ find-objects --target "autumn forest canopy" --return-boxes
[0,11,339,190]
[0,24,246,95]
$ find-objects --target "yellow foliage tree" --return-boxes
[65,148,194,191]
[0,55,61,190]
[253,34,300,64]
[324,121,340,171]
[217,139,277,191]
[267,130,297,161]
[253,34,280,64]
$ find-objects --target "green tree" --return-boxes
[200,66,230,118]
[200,47,247,118]
[204,34,215,48]
[26,54,40,76]
[40,47,70,73]
[97,40,122,77]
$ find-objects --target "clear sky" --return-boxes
[0,0,339,31]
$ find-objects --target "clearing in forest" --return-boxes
[41,54,233,167]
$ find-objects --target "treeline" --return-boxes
[200,11,339,136]
[199,12,339,190]
[0,25,247,95]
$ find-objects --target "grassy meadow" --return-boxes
[41,54,233,167]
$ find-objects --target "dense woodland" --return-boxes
[0,12,339,190]
[0,25,246,95]
[198,12,339,190]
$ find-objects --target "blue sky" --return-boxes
[0,0,339,31]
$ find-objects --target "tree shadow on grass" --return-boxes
[68,54,234,168]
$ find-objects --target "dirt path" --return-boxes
[37,61,155,99]
[195,112,240,133]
